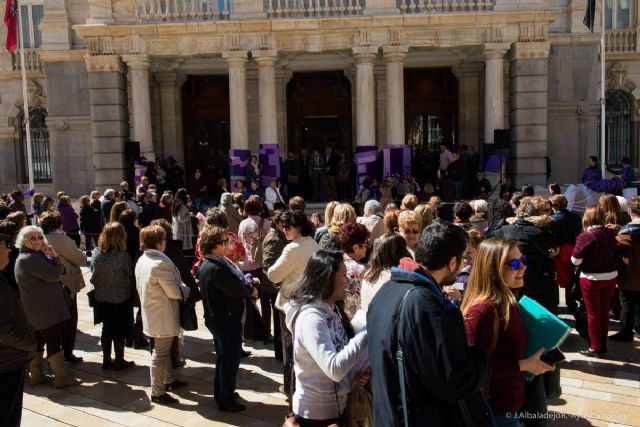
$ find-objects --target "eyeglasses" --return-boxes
[28,235,44,242]
[506,256,527,271]
[401,229,421,235]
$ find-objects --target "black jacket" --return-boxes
[138,202,164,228]
[165,239,201,303]
[551,209,582,246]
[367,268,492,427]
[100,199,115,225]
[198,257,251,320]
[0,274,36,373]
[80,205,102,234]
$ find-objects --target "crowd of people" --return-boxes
[1,167,639,427]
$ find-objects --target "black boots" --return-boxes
[113,339,135,371]
[102,337,113,370]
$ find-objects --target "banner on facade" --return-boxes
[354,146,378,193]
[382,146,411,182]
[259,144,280,188]
[229,148,251,189]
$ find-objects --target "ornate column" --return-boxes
[253,50,279,145]
[453,62,483,150]
[483,45,508,144]
[223,51,249,150]
[123,55,154,160]
[156,71,182,165]
[508,42,550,186]
[353,47,378,147]
[383,46,408,146]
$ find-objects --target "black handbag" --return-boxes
[87,289,96,308]
[179,287,198,331]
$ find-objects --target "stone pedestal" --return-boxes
[253,50,279,146]
[353,47,378,147]
[123,55,154,161]
[484,46,508,144]
[223,51,249,151]
[383,46,409,146]
[85,55,129,192]
[508,42,550,186]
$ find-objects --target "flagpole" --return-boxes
[600,0,606,179]
[17,0,34,192]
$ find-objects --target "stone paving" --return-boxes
[22,267,640,426]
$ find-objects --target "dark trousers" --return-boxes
[273,300,283,360]
[521,374,548,427]
[294,414,341,427]
[63,294,79,359]
[245,268,272,335]
[279,310,294,402]
[619,289,640,336]
[0,367,26,427]
[206,310,243,406]
[84,234,98,251]
[35,322,64,357]
[580,278,617,352]
[66,231,81,247]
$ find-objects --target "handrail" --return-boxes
[605,28,638,54]
[11,48,43,72]
[397,0,493,13]
[136,0,231,22]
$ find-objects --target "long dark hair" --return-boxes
[291,250,354,338]
[172,188,189,216]
[364,233,411,283]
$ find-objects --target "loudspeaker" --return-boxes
[494,129,510,149]
[124,140,140,162]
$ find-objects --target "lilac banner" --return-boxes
[229,148,251,190]
[354,146,378,193]
[259,144,281,188]
[382,146,411,182]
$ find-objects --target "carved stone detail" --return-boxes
[28,80,47,109]
[508,42,550,62]
[84,55,126,74]
[607,63,636,93]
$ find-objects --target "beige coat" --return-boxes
[268,236,319,310]
[135,249,190,338]
[45,232,87,295]
[357,214,385,245]
[225,204,244,235]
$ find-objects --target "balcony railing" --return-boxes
[136,0,231,22]
[265,0,364,18]
[11,48,43,72]
[605,28,638,54]
[398,0,493,13]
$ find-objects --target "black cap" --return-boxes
[0,233,10,243]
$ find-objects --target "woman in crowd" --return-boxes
[57,196,81,247]
[135,225,190,405]
[6,211,27,231]
[284,250,368,426]
[339,223,370,318]
[314,201,339,243]
[0,220,19,291]
[267,210,319,399]
[32,193,45,221]
[571,206,619,357]
[15,225,81,388]
[246,155,261,185]
[159,192,173,223]
[318,203,356,251]
[42,197,55,214]
[108,201,128,224]
[172,188,194,253]
[90,222,135,371]
[397,210,422,258]
[198,226,258,412]
[462,238,554,426]
[213,178,229,207]
[151,218,202,369]
[360,233,411,312]
[383,208,399,234]
[414,203,434,231]
[79,195,102,253]
[220,192,243,235]
[486,199,516,238]
[262,210,287,357]
[40,211,87,364]
[454,228,484,296]
[400,194,419,211]
[599,194,630,226]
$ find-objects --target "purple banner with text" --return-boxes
[382,146,411,182]
[229,148,251,190]
[354,146,378,193]
[259,144,280,188]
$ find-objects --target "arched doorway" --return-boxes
[286,71,352,155]
[182,76,231,181]
[604,89,635,165]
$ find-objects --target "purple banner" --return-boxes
[259,144,281,188]
[382,146,411,182]
[355,146,378,193]
[229,148,251,190]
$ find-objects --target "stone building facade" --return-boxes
[0,0,639,195]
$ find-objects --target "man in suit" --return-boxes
[324,146,338,201]
[309,149,327,201]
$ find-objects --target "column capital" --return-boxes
[223,51,249,66]
[84,55,125,74]
[122,54,151,71]
[508,42,550,63]
[382,45,409,63]
[482,43,510,61]
[252,50,278,66]
[352,46,379,63]
[155,72,178,85]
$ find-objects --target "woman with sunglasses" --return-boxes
[397,210,422,258]
[198,226,258,412]
[14,226,82,389]
[462,238,554,426]
[338,223,370,318]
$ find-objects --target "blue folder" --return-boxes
[518,295,571,359]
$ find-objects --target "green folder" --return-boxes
[518,295,571,359]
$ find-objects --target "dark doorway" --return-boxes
[182,76,231,182]
[287,71,353,155]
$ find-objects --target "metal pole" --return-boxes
[17,0,34,192]
[600,0,606,178]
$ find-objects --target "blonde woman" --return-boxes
[318,203,356,251]
[397,210,422,257]
[462,238,554,426]
[314,201,339,243]
[414,204,434,231]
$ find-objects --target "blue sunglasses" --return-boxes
[507,256,527,271]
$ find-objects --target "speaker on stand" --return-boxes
[484,129,510,198]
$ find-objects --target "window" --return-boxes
[605,0,634,29]
[19,107,52,183]
[602,90,634,166]
[19,0,43,49]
